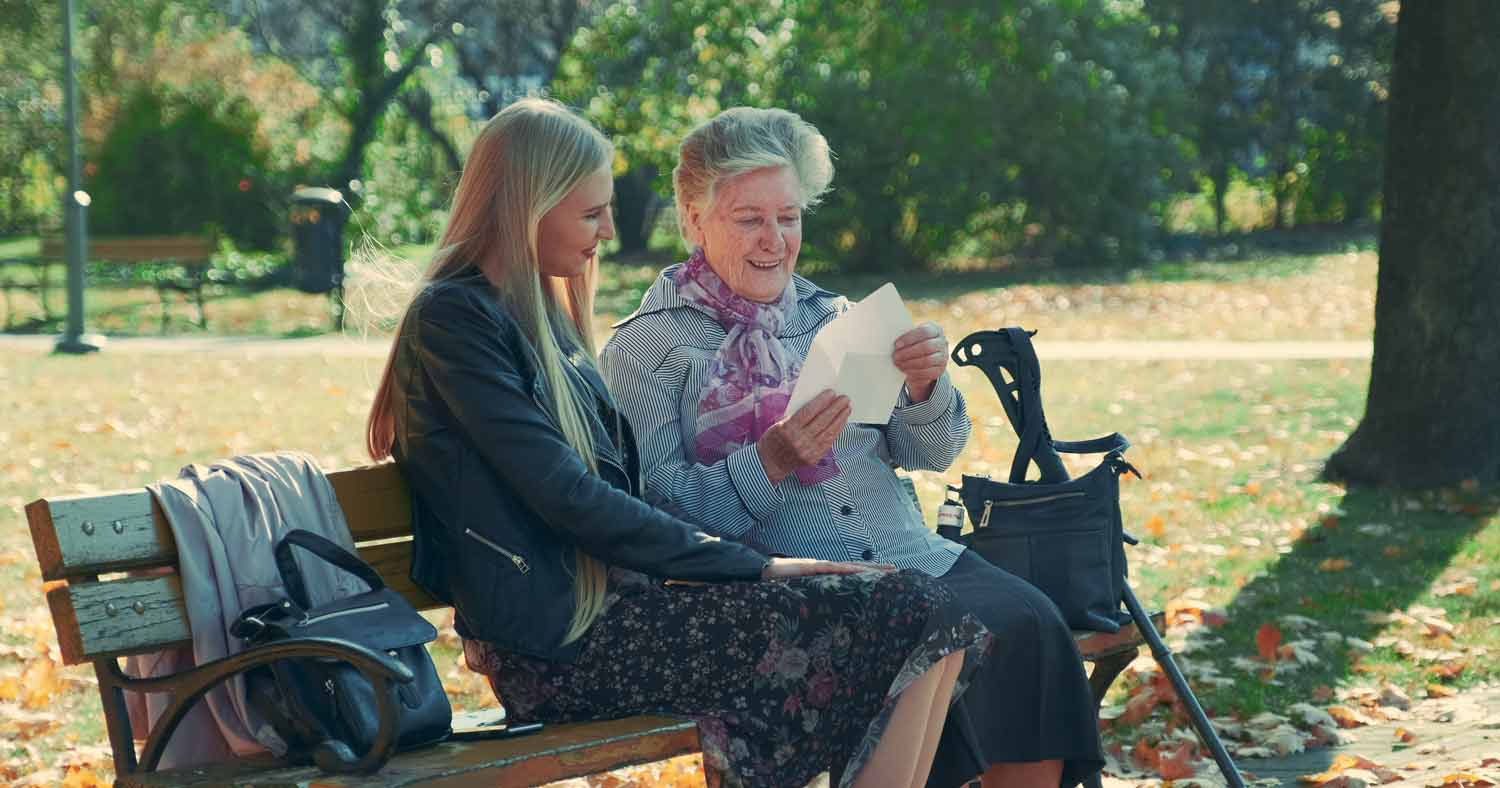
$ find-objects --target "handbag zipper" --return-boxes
[465,528,532,574]
[978,491,1088,529]
[304,601,390,625]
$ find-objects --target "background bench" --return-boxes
[0,235,215,330]
[26,463,1160,786]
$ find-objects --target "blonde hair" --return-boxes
[673,107,835,247]
[367,97,612,645]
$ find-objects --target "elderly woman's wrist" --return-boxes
[905,379,937,403]
[755,442,790,484]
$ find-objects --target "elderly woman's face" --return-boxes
[688,166,803,303]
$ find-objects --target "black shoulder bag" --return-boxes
[232,529,452,773]
[948,327,1139,633]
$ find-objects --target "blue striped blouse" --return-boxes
[600,265,970,578]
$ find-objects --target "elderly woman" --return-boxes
[600,107,1104,788]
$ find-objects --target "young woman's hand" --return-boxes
[756,390,851,483]
[761,557,895,580]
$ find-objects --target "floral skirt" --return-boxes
[464,567,992,788]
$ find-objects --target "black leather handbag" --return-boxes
[233,530,452,773]
[948,327,1139,633]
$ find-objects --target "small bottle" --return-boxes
[937,485,965,542]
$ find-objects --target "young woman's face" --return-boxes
[687,166,803,303]
[537,166,615,278]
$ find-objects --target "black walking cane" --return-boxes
[949,329,1245,788]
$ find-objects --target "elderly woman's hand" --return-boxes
[892,322,950,403]
[756,390,851,483]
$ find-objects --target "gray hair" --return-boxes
[673,107,834,245]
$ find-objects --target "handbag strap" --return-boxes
[274,529,385,610]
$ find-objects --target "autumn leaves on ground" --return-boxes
[1,249,1497,787]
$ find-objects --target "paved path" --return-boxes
[1233,685,1500,786]
[0,334,1375,360]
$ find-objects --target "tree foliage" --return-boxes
[558,0,1189,269]
[88,86,281,249]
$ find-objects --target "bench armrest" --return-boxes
[108,635,414,775]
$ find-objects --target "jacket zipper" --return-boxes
[304,601,390,625]
[465,528,532,574]
[978,491,1088,529]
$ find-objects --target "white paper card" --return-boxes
[787,282,916,423]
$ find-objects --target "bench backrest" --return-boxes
[26,464,434,666]
[40,235,216,264]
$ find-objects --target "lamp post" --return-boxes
[55,0,102,354]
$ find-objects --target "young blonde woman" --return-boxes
[365,98,990,788]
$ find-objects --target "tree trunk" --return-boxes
[1324,2,1500,488]
[1210,159,1230,236]
[613,167,663,257]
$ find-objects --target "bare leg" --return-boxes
[910,651,964,787]
[852,651,965,788]
[979,759,1064,788]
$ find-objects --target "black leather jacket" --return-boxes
[391,270,770,662]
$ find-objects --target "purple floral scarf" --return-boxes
[674,249,839,486]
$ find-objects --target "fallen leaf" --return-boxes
[1328,705,1374,728]
[1319,558,1352,572]
[1428,661,1468,681]
[1145,515,1167,540]
[1257,623,1284,663]
[1427,684,1457,698]
[1157,742,1198,780]
[1380,683,1413,711]
[1429,773,1494,788]
[1395,727,1415,743]
[1433,577,1478,598]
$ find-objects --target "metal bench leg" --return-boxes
[1086,650,1136,714]
[95,657,141,776]
[157,284,171,333]
[194,274,206,330]
[38,263,53,320]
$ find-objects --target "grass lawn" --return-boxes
[2,245,1494,784]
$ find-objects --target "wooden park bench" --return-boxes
[0,235,215,331]
[25,463,1160,787]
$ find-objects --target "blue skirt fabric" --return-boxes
[927,549,1105,788]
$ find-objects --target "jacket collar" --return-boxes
[612,263,840,337]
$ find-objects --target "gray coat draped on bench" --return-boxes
[124,452,365,769]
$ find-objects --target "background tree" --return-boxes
[1324,1,1500,488]
[0,0,62,236]
[560,0,1187,269]
[236,0,481,200]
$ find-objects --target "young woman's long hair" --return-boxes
[366,98,613,644]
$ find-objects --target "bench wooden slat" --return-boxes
[40,235,215,262]
[47,539,437,665]
[1076,611,1165,661]
[48,574,192,665]
[27,490,171,581]
[29,465,413,581]
[328,463,414,542]
[116,715,701,787]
